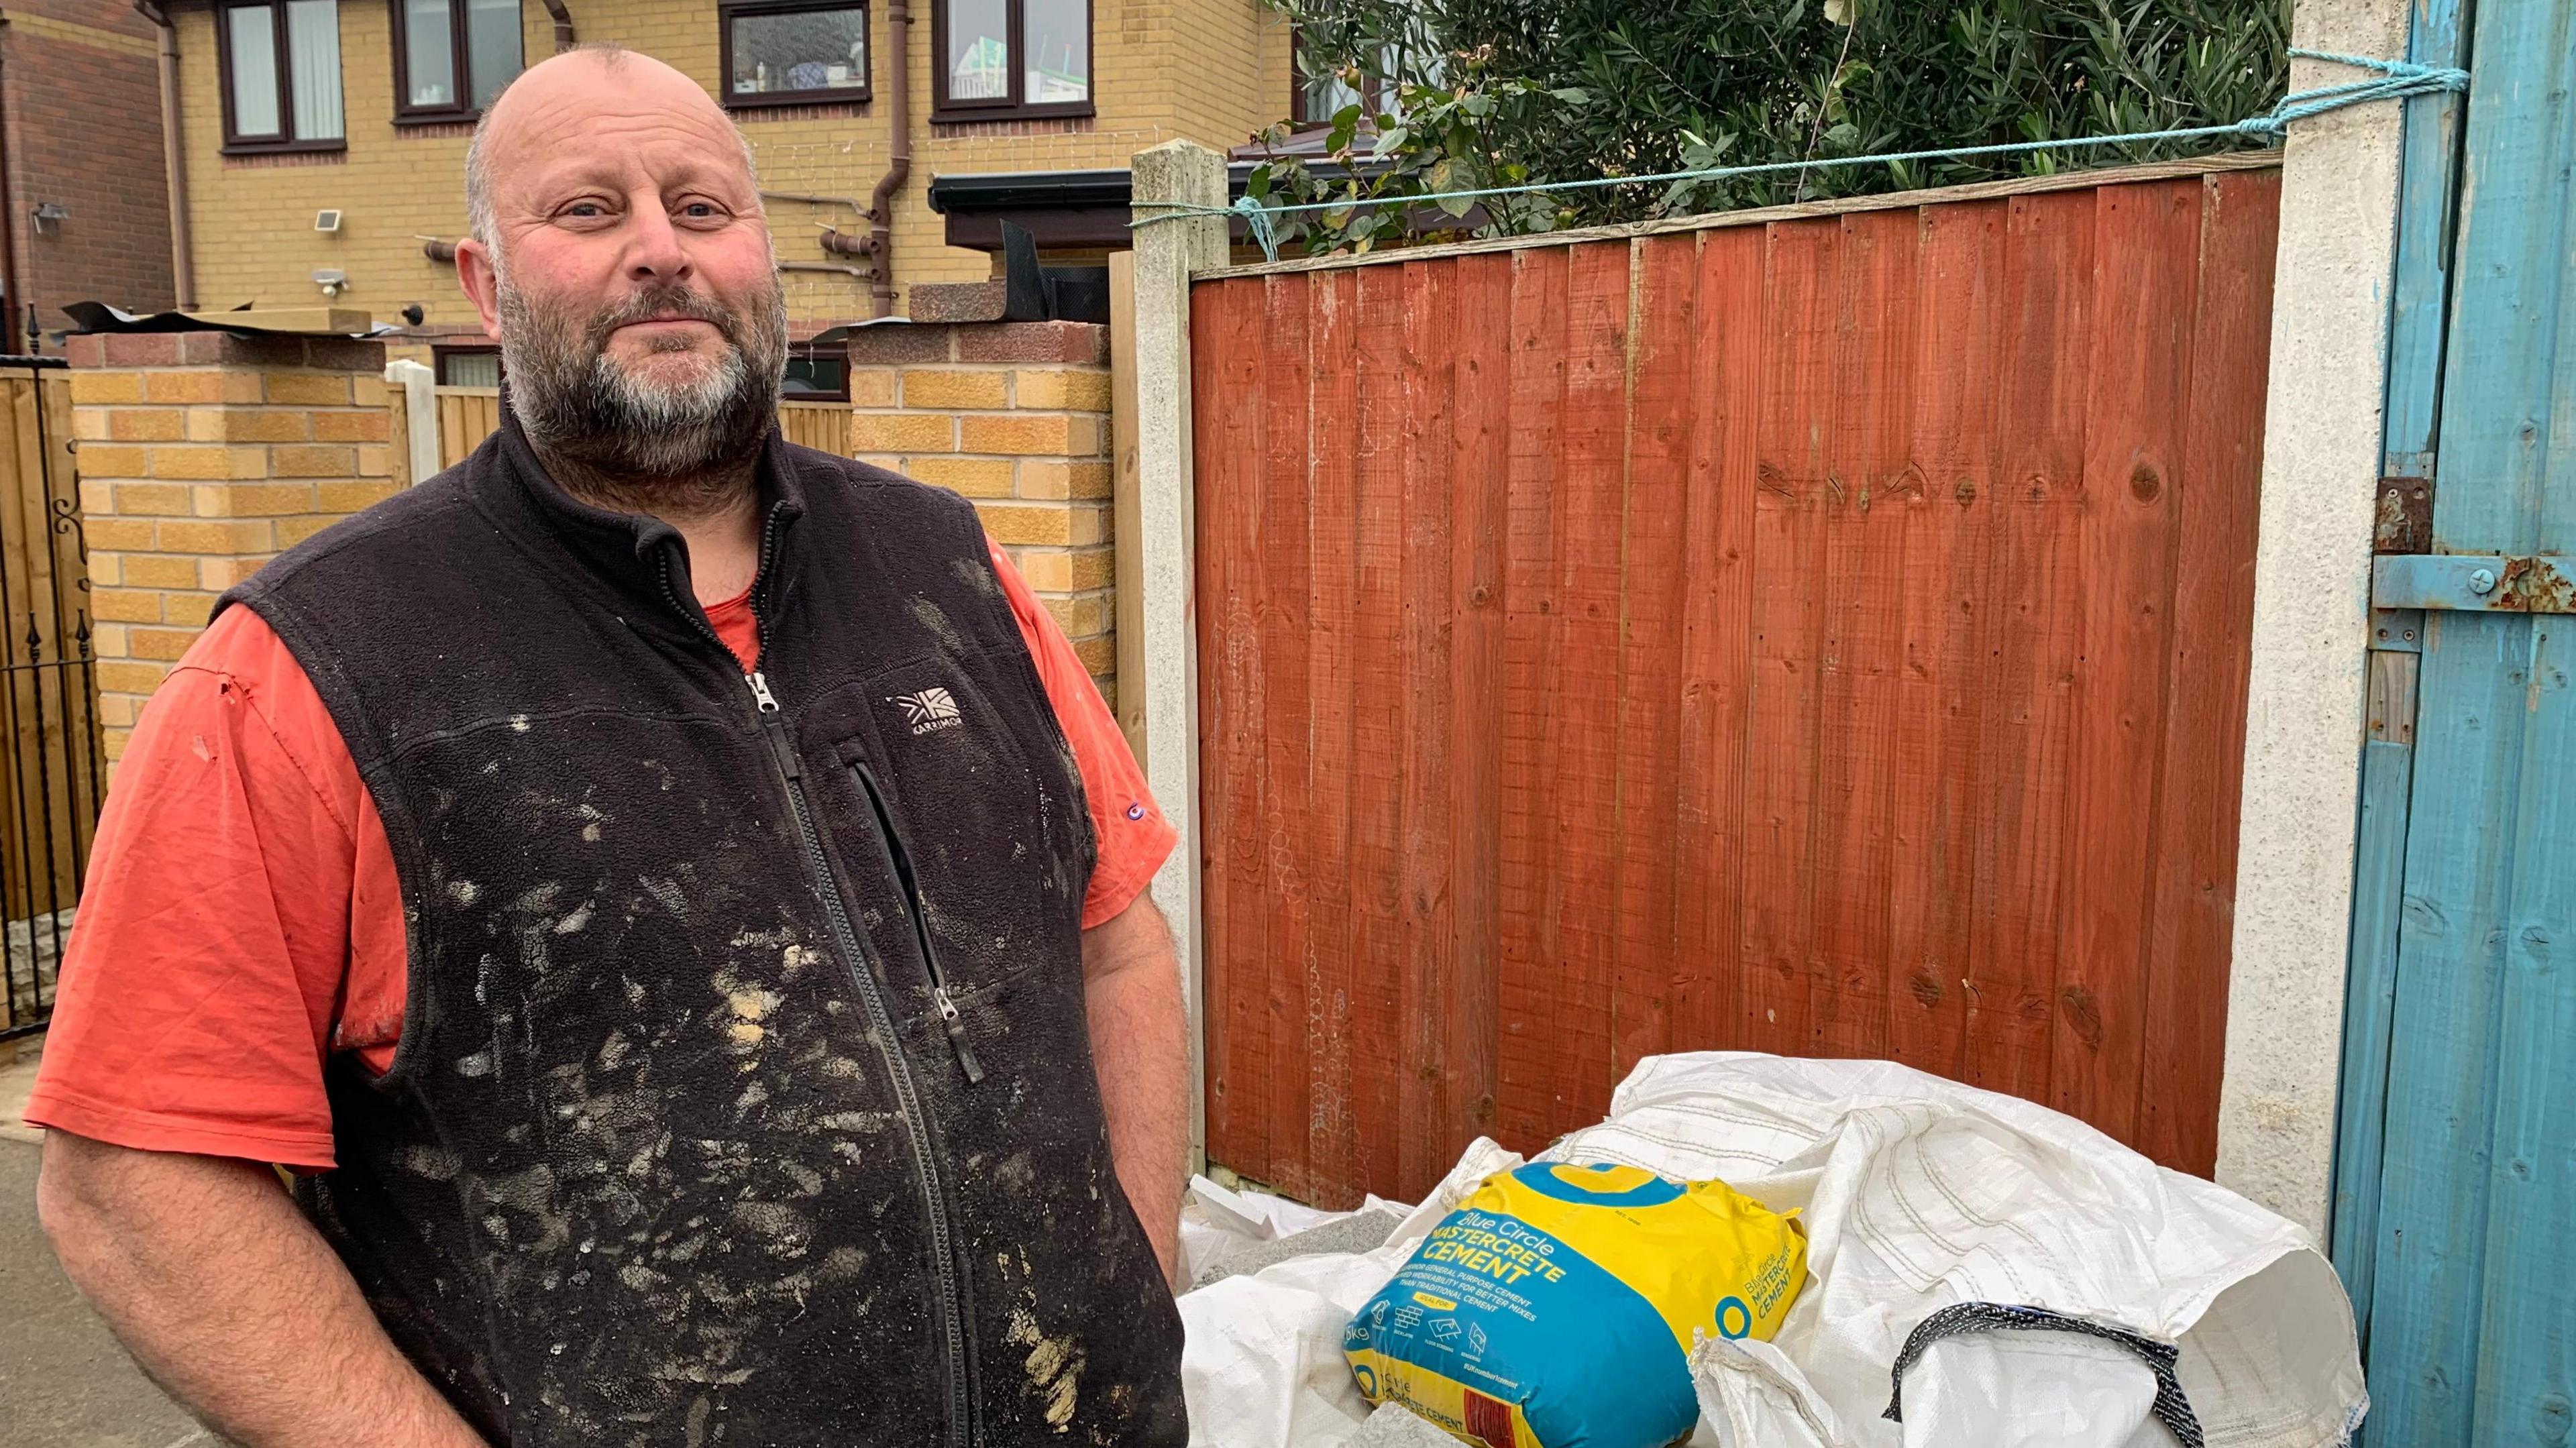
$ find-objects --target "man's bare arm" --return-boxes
[37,1130,488,1448]
[1080,893,1189,1286]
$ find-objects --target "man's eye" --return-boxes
[564,203,606,218]
[680,203,720,218]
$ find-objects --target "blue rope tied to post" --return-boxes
[1136,49,2466,264]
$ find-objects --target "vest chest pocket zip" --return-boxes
[849,755,987,1084]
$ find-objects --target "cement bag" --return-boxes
[1544,1054,2366,1448]
[1181,1140,1524,1448]
[1344,1162,1806,1448]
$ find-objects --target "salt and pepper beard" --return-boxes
[496,268,790,518]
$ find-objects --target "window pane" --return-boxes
[729,5,867,97]
[227,5,281,137]
[1301,64,1359,122]
[405,0,458,108]
[285,0,341,140]
[466,0,522,109]
[1024,0,1086,105]
[782,351,846,396]
[439,350,502,388]
[945,0,1005,101]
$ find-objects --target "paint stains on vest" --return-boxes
[228,417,1185,1447]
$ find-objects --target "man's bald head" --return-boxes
[463,44,759,263]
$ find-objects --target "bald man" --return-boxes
[32,44,1189,1447]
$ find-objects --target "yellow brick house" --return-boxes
[158,0,1300,370]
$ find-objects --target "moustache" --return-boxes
[582,286,740,353]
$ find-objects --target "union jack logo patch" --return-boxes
[894,687,965,735]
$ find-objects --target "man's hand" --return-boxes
[38,1130,490,1447]
[1080,893,1189,1286]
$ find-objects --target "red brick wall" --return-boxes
[3,0,176,350]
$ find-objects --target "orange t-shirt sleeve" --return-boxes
[24,607,364,1170]
[986,541,1175,928]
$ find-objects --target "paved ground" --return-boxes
[0,1051,205,1447]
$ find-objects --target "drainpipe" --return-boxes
[537,0,574,52]
[863,0,909,317]
[136,0,194,310]
[0,28,17,339]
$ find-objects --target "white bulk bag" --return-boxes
[1178,1052,2365,1448]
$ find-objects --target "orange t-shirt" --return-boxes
[26,541,1174,1171]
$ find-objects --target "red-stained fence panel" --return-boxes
[1191,161,2282,1205]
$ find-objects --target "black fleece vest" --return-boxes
[219,414,1185,1448]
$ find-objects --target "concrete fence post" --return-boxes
[386,358,438,488]
[2216,0,2414,1238]
[1128,138,1226,1172]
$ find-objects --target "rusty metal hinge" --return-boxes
[2371,554,2576,614]
[2373,476,2435,555]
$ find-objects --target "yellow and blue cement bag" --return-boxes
[1344,1162,1805,1448]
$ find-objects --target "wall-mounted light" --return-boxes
[312,268,348,299]
[31,203,64,237]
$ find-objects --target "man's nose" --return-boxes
[625,206,693,285]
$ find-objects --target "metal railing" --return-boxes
[0,357,101,1038]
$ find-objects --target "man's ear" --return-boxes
[454,237,504,342]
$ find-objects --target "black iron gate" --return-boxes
[0,356,101,1038]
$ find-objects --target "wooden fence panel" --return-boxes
[425,389,852,468]
[1192,163,2282,1204]
[436,386,504,469]
[777,399,847,453]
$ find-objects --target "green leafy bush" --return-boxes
[1246,0,2290,255]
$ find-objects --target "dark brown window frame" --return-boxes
[431,343,503,386]
[781,340,850,400]
[929,0,1093,123]
[214,0,345,155]
[388,0,523,125]
[718,0,873,111]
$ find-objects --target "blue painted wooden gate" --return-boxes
[2332,0,2576,1441]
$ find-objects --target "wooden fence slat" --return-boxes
[2140,168,2279,1173]
[1194,278,1264,1173]
[1536,240,1633,1135]
[1673,229,1764,1048]
[1611,235,1699,1077]
[1445,254,1513,1154]
[1348,263,1411,1194]
[1741,219,1840,1058]
[1963,191,2094,1102]
[1303,270,1364,1204]
[1890,200,2007,1078]
[1494,247,1569,1153]
[2053,179,2202,1144]
[1256,274,1316,1201]
[1395,261,1460,1199]
[1811,209,1919,1060]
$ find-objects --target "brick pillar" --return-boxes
[66,331,392,767]
[845,321,1118,691]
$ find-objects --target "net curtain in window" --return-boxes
[287,0,343,139]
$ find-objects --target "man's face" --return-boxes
[457,55,787,493]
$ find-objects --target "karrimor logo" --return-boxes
[894,687,965,736]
